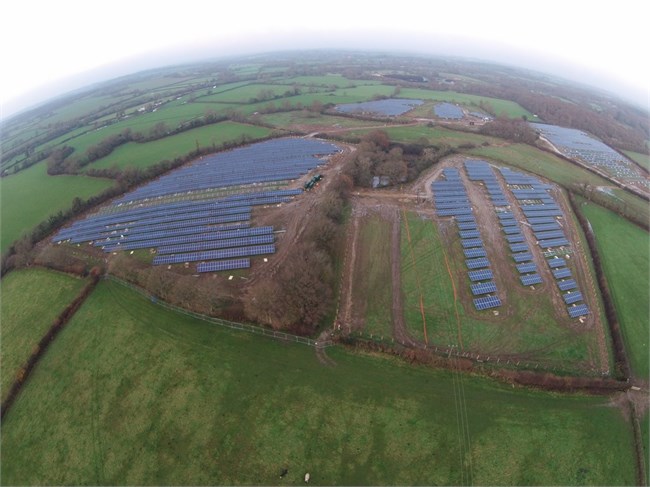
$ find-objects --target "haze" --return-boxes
[1,0,648,119]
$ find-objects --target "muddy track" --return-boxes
[336,204,361,333]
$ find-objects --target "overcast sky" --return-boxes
[1,0,648,119]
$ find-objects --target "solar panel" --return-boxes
[509,243,529,253]
[473,295,502,310]
[500,219,518,227]
[516,262,537,274]
[558,279,577,291]
[196,258,251,273]
[468,269,493,282]
[531,223,561,232]
[506,234,525,243]
[461,238,483,248]
[457,222,478,230]
[463,247,487,258]
[503,226,522,234]
[563,291,583,304]
[520,273,542,286]
[567,304,589,318]
[527,217,557,224]
[153,244,275,265]
[455,215,476,222]
[471,281,498,296]
[437,208,473,216]
[553,267,572,279]
[459,230,481,239]
[466,257,490,269]
[513,252,533,263]
[534,230,566,240]
[547,258,566,268]
[497,212,514,219]
[538,238,569,248]
[157,234,275,254]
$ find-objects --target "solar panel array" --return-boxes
[196,258,251,273]
[433,102,464,119]
[335,98,424,116]
[473,295,502,310]
[520,273,543,286]
[531,123,644,184]
[53,138,342,273]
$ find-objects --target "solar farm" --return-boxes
[52,138,340,273]
[531,122,648,190]
[334,98,424,116]
[433,102,464,119]
[430,159,590,319]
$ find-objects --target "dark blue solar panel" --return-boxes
[538,238,569,248]
[509,243,529,253]
[558,279,577,291]
[468,269,493,282]
[531,223,561,232]
[500,219,518,227]
[157,234,274,254]
[457,222,478,230]
[336,98,423,116]
[567,304,589,318]
[459,230,481,238]
[153,244,276,265]
[506,234,525,243]
[434,102,464,119]
[473,295,502,310]
[466,257,490,269]
[513,252,533,263]
[534,230,566,240]
[547,258,566,268]
[563,292,583,304]
[196,258,251,273]
[461,238,483,248]
[503,226,522,234]
[527,217,557,224]
[471,281,497,295]
[523,208,563,217]
[520,274,542,286]
[516,262,537,274]
[463,247,487,258]
[553,268,572,279]
[437,208,473,216]
[456,215,476,222]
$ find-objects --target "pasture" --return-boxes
[0,162,114,252]
[623,150,650,171]
[349,124,501,147]
[399,212,606,374]
[0,279,636,485]
[351,214,393,337]
[0,268,87,400]
[87,122,272,171]
[580,199,650,378]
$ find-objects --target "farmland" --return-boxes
[624,150,650,171]
[0,162,114,252]
[400,211,605,374]
[580,199,650,378]
[349,124,502,147]
[0,279,637,485]
[0,268,87,399]
[87,122,273,171]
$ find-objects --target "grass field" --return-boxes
[467,144,650,223]
[87,122,272,171]
[579,200,650,379]
[258,112,386,131]
[0,163,114,252]
[395,89,536,119]
[623,150,650,171]
[0,268,87,399]
[352,215,393,337]
[349,125,502,148]
[400,212,605,374]
[0,279,636,485]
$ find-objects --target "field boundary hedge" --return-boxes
[0,269,101,420]
[103,275,332,349]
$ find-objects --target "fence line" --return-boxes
[103,275,332,348]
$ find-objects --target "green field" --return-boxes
[580,200,650,378]
[352,215,393,337]
[258,112,386,131]
[349,124,502,148]
[400,212,606,373]
[467,144,650,223]
[395,89,536,119]
[0,279,636,485]
[0,163,114,252]
[0,268,87,399]
[623,150,650,171]
[87,122,273,171]
[275,75,368,88]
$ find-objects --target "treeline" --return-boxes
[478,117,538,144]
[339,337,628,394]
[336,130,453,187]
[567,193,631,380]
[244,174,352,335]
[0,268,101,420]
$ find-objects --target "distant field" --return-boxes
[395,88,536,119]
[352,215,393,337]
[467,143,650,223]
[87,122,273,171]
[0,163,114,252]
[400,212,605,373]
[623,150,650,171]
[350,124,501,148]
[258,112,386,131]
[197,83,300,104]
[580,200,650,378]
[0,279,636,485]
[0,268,87,399]
[275,75,367,87]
